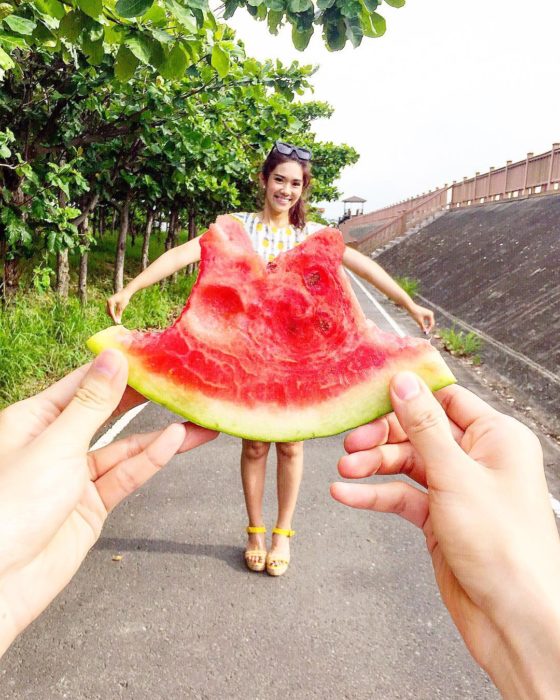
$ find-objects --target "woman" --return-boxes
[106,140,435,576]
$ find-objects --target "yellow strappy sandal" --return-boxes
[244,526,267,572]
[266,527,295,577]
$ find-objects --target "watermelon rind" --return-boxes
[87,325,455,441]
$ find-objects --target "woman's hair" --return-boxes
[261,149,312,230]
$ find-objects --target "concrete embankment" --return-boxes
[373,194,560,430]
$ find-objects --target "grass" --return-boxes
[395,276,420,299]
[439,326,483,364]
[0,229,196,408]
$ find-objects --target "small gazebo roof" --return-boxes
[343,195,367,203]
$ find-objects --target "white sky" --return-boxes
[230,0,560,220]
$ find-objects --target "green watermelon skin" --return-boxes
[88,216,455,441]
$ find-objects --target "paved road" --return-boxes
[3,278,558,699]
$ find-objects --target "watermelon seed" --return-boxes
[305,271,321,287]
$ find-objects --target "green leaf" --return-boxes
[0,143,10,157]
[361,7,385,37]
[288,0,311,11]
[316,0,335,8]
[384,0,404,6]
[141,3,166,24]
[291,24,312,50]
[165,0,196,32]
[0,29,28,47]
[3,14,36,34]
[87,20,104,41]
[325,17,346,50]
[247,0,263,6]
[344,14,362,46]
[185,0,207,10]
[82,34,103,63]
[362,0,378,10]
[160,41,188,79]
[264,0,284,8]
[148,37,164,66]
[125,32,153,63]
[32,22,58,47]
[339,0,361,18]
[211,42,229,78]
[116,0,154,19]
[76,0,102,18]
[33,0,65,20]
[222,0,238,18]
[151,27,173,43]
[104,24,125,44]
[0,4,13,20]
[267,8,283,32]
[58,10,83,41]
[114,43,139,80]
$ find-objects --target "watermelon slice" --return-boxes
[88,215,455,441]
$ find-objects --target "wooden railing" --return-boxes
[341,142,560,254]
[343,186,448,255]
[451,143,560,206]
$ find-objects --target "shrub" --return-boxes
[396,276,420,299]
[439,326,483,364]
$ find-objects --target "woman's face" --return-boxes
[262,161,305,217]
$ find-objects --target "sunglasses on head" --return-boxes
[273,140,312,161]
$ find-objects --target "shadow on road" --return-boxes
[95,537,245,572]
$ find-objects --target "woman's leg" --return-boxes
[241,439,270,566]
[269,441,304,562]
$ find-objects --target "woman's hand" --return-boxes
[331,373,560,698]
[407,302,435,333]
[106,289,132,324]
[0,350,218,655]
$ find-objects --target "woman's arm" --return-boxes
[125,237,201,295]
[107,237,202,323]
[342,246,435,333]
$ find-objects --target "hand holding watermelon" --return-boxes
[332,371,560,698]
[0,350,217,656]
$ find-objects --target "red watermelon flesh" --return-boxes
[87,215,455,440]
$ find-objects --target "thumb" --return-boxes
[48,349,129,452]
[390,372,468,483]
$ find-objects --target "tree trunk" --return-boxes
[156,213,163,242]
[2,258,21,299]
[164,208,178,252]
[56,184,70,298]
[56,249,70,298]
[130,205,137,247]
[78,215,89,305]
[141,208,155,271]
[111,209,117,232]
[1,181,24,299]
[113,192,132,293]
[186,210,198,276]
[99,207,105,238]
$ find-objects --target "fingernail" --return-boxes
[392,371,421,401]
[92,349,123,379]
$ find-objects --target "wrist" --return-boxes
[486,573,560,698]
[399,296,415,313]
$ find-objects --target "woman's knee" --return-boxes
[242,440,271,461]
[276,441,303,460]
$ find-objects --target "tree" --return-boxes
[0,0,405,90]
